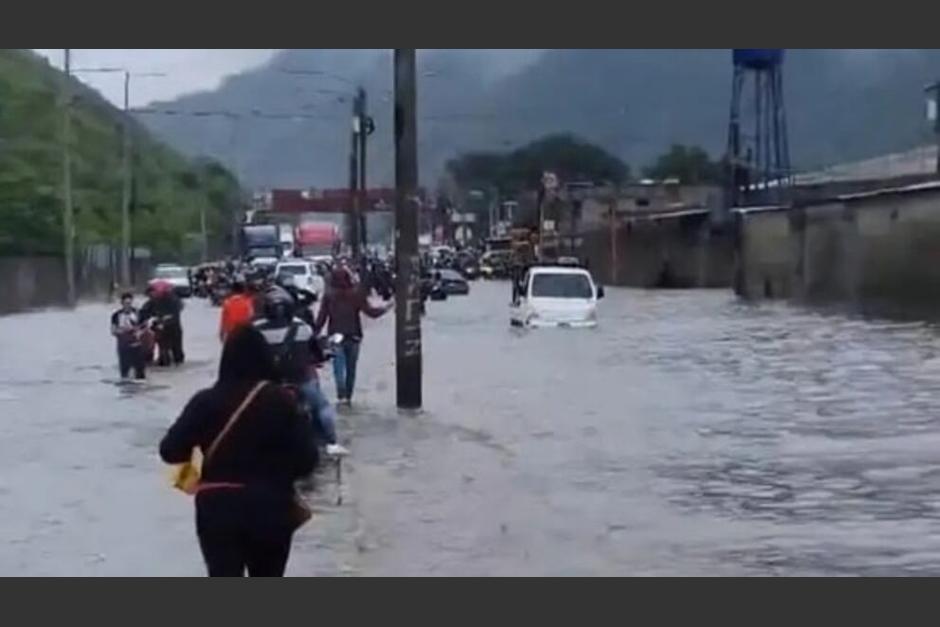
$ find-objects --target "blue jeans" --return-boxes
[300,379,337,445]
[332,339,361,401]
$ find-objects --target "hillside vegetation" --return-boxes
[0,49,241,261]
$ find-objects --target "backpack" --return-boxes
[272,322,306,383]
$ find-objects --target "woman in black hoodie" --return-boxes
[160,326,318,577]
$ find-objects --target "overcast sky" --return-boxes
[33,49,543,109]
[33,49,279,107]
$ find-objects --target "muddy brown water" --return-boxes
[2,283,940,575]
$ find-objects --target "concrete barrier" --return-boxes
[0,257,69,315]
[582,209,734,289]
[735,181,940,318]
[0,253,154,315]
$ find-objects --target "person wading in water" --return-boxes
[314,266,392,406]
[159,326,317,577]
[110,291,146,381]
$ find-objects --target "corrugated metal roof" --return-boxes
[795,145,938,185]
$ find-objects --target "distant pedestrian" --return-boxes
[314,267,392,405]
[159,326,318,577]
[110,292,146,380]
[219,281,254,343]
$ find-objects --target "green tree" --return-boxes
[445,133,628,194]
[642,144,724,184]
[0,49,243,260]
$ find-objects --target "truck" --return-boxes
[295,222,341,261]
[278,223,295,259]
[239,224,282,268]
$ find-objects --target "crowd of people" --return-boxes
[129,256,393,577]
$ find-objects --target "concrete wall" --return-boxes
[735,183,940,318]
[0,257,69,315]
[583,210,734,289]
[1,251,153,315]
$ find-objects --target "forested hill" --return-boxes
[0,49,240,260]
[139,49,940,189]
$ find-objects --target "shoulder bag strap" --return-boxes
[203,381,268,465]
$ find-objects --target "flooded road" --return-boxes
[3,283,940,575]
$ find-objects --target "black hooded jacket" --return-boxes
[159,327,317,492]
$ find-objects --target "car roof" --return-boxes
[528,266,592,276]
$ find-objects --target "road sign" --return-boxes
[542,171,559,192]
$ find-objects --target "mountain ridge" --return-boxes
[138,49,940,189]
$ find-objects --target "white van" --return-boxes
[275,260,324,296]
[510,266,604,328]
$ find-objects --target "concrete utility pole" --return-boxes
[357,87,369,254]
[61,49,76,307]
[609,193,618,285]
[227,113,242,255]
[200,193,209,262]
[349,91,362,259]
[120,71,132,287]
[393,49,422,410]
[71,67,164,286]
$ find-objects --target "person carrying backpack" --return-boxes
[255,291,345,456]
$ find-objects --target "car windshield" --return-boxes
[531,273,593,299]
[440,270,463,280]
[154,267,186,279]
[277,265,307,276]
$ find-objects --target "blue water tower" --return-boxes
[726,49,791,207]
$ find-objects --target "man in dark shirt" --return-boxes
[141,286,185,366]
[110,292,146,380]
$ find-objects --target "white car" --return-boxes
[150,264,191,297]
[275,261,324,296]
[510,266,604,328]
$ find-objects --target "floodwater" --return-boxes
[2,283,940,575]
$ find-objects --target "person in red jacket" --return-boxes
[219,281,255,343]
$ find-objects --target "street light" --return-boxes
[72,67,166,287]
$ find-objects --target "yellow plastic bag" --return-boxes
[170,448,203,495]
